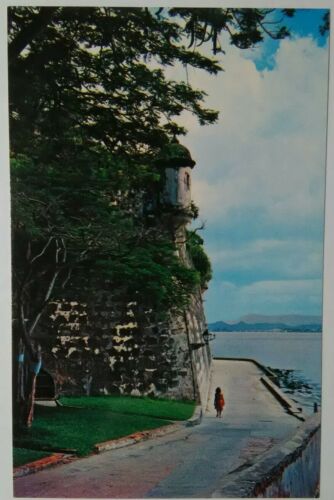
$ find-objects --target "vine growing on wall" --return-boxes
[186,230,213,289]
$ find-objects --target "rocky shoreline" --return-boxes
[269,367,321,414]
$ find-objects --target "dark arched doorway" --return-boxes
[35,368,56,400]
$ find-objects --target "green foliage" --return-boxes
[186,230,212,288]
[11,151,198,319]
[93,238,201,312]
[320,11,330,36]
[14,397,195,456]
[169,8,294,53]
[8,7,221,162]
[11,152,142,315]
[153,200,199,224]
[59,395,195,420]
[156,142,195,168]
[189,201,200,220]
[14,404,171,456]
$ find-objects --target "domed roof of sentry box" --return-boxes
[156,139,196,168]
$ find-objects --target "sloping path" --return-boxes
[14,359,300,498]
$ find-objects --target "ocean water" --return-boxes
[210,331,322,413]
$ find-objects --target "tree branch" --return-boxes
[28,268,60,336]
[259,20,282,39]
[30,236,54,264]
[18,302,35,359]
[61,267,72,289]
[192,220,206,234]
[9,7,59,63]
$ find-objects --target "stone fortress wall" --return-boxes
[39,284,211,405]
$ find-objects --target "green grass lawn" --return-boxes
[14,396,195,458]
[13,447,51,468]
[59,395,195,420]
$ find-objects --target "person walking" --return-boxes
[214,387,225,418]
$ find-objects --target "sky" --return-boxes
[177,9,330,322]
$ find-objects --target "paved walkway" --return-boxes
[14,359,301,498]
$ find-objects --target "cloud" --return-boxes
[183,37,328,226]
[204,278,323,322]
[209,238,323,281]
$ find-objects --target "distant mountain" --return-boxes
[208,318,322,333]
[237,314,322,326]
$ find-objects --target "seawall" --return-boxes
[212,412,321,498]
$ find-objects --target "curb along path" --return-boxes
[94,423,181,453]
[95,404,203,453]
[14,454,75,479]
[260,375,305,421]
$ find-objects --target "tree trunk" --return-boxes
[25,371,38,428]
[12,334,25,431]
[12,321,42,429]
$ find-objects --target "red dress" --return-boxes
[215,393,225,411]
